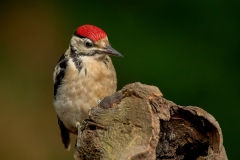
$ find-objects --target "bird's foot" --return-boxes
[76,122,82,149]
[75,122,81,128]
[75,120,87,150]
[97,99,101,104]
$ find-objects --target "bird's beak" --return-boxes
[103,45,123,57]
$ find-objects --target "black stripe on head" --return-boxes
[69,47,83,72]
[72,57,83,72]
[105,57,109,62]
[70,43,97,57]
[70,43,86,57]
[54,54,68,98]
[103,57,109,68]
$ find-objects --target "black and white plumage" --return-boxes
[53,24,123,150]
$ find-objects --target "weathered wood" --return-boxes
[74,82,227,160]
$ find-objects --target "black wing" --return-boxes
[54,54,70,149]
[54,54,68,98]
[57,116,70,150]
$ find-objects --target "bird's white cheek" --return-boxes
[70,38,78,45]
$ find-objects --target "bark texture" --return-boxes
[74,82,227,160]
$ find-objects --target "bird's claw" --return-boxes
[75,120,88,150]
[76,122,82,149]
[75,122,81,128]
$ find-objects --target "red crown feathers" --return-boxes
[75,24,107,42]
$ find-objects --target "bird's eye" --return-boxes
[85,41,93,48]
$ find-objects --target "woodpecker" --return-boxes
[53,24,123,150]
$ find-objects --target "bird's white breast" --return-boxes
[54,57,116,133]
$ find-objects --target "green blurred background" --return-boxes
[0,0,239,159]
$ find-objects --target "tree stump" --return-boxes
[74,82,228,160]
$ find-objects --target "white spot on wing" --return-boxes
[53,65,61,83]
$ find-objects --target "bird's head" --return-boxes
[69,24,123,60]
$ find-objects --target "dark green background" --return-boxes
[0,0,239,159]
